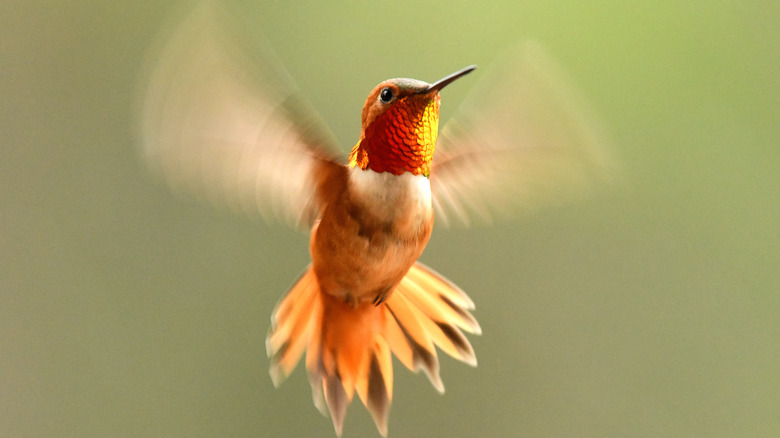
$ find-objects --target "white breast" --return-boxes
[348,168,432,226]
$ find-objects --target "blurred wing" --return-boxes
[432,42,617,226]
[138,3,345,229]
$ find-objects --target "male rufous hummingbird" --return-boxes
[139,4,612,436]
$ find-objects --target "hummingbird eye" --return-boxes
[379,87,394,104]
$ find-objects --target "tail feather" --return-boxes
[355,338,393,436]
[392,290,476,368]
[266,262,479,436]
[383,288,445,392]
[266,268,321,386]
[402,263,480,330]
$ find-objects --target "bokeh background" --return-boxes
[2,1,778,437]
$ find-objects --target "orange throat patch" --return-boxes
[349,97,439,177]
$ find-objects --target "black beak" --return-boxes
[425,65,477,93]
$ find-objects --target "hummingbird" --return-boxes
[139,3,613,436]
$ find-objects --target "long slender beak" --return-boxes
[425,65,477,93]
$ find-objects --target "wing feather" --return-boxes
[138,3,344,229]
[433,41,617,226]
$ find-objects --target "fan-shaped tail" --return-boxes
[266,263,480,436]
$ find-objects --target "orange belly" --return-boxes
[310,196,433,305]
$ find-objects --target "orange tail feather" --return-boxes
[266,262,480,436]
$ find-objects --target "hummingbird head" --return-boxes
[349,66,475,177]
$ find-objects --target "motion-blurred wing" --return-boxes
[138,3,345,229]
[432,42,616,226]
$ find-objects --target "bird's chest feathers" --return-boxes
[347,168,432,236]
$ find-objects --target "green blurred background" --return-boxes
[2,1,778,437]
